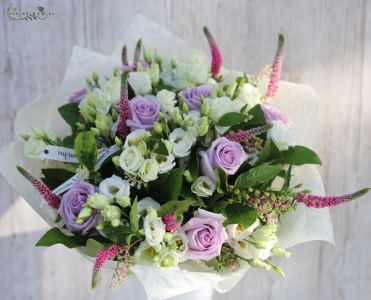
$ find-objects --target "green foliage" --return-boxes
[74,130,97,171]
[130,197,139,233]
[215,168,228,194]
[280,146,322,166]
[235,164,283,189]
[41,168,75,189]
[223,204,257,229]
[256,140,282,165]
[158,199,194,217]
[102,225,137,245]
[154,167,184,203]
[218,112,247,127]
[58,103,80,131]
[188,149,200,181]
[83,239,105,257]
[35,228,87,248]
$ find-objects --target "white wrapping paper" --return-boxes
[0,15,333,300]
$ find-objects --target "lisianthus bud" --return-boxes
[101,205,121,225]
[146,207,158,218]
[154,49,162,65]
[271,247,291,258]
[153,122,163,133]
[146,63,160,85]
[169,107,182,124]
[114,136,123,146]
[226,82,238,98]
[116,195,131,208]
[143,44,152,64]
[161,253,177,267]
[183,170,193,183]
[248,258,272,270]
[90,127,100,136]
[95,113,113,137]
[112,156,120,166]
[197,116,209,136]
[200,101,210,116]
[76,207,93,224]
[87,193,112,210]
[163,232,173,243]
[181,101,189,114]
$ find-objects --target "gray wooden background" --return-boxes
[1,1,370,299]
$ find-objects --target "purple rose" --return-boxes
[126,95,160,131]
[179,85,211,111]
[261,104,291,125]
[183,209,228,260]
[200,137,248,182]
[58,180,99,235]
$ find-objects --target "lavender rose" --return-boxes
[179,85,211,111]
[58,180,99,235]
[261,104,291,125]
[183,209,228,260]
[199,137,248,182]
[126,95,160,131]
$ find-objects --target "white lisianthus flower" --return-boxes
[226,219,260,241]
[24,137,47,159]
[138,158,160,182]
[233,83,262,112]
[151,153,176,174]
[102,76,121,104]
[156,89,176,112]
[143,214,166,246]
[99,175,130,199]
[206,96,235,123]
[119,146,144,174]
[170,229,189,263]
[137,197,161,215]
[267,120,295,151]
[124,129,148,148]
[191,176,216,197]
[160,50,209,90]
[249,224,279,260]
[183,110,201,138]
[169,128,195,158]
[128,71,152,95]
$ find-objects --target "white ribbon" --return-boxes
[52,144,120,195]
[39,145,78,163]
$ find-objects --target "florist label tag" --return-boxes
[53,144,120,195]
[94,144,120,171]
[39,145,78,163]
[53,174,79,195]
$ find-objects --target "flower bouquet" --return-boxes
[1,16,369,300]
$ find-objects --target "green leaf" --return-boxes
[188,149,200,181]
[74,130,97,170]
[235,164,283,189]
[36,228,86,248]
[215,168,228,194]
[223,204,257,229]
[130,197,139,233]
[83,239,104,257]
[280,146,322,166]
[102,225,134,244]
[58,103,80,130]
[158,199,194,217]
[256,140,282,165]
[246,104,267,126]
[218,112,247,127]
[42,168,75,189]
[155,167,184,203]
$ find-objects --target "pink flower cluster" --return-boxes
[17,166,61,209]
[296,189,370,208]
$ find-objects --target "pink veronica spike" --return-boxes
[117,73,131,139]
[16,166,61,209]
[162,213,180,232]
[266,33,285,98]
[92,244,123,289]
[203,27,223,78]
[225,124,273,143]
[296,188,370,208]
